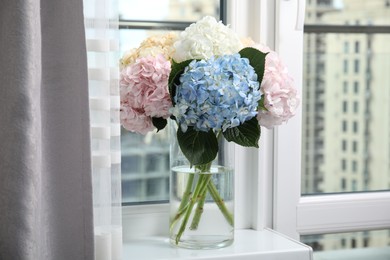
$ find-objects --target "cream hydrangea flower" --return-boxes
[120,32,178,68]
[173,16,242,62]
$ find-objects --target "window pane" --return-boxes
[305,1,390,26]
[121,130,170,203]
[119,0,220,22]
[119,1,222,204]
[301,230,390,260]
[302,0,390,194]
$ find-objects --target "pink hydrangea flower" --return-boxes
[120,106,154,135]
[253,44,300,129]
[120,54,172,134]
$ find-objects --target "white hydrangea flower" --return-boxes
[173,16,242,62]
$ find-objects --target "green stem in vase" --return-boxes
[208,180,234,226]
[174,173,210,245]
[169,173,195,232]
[189,176,209,230]
[189,163,212,230]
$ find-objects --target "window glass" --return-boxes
[118,0,220,55]
[119,0,220,22]
[119,1,221,204]
[304,1,390,26]
[354,81,359,93]
[301,230,390,260]
[302,0,390,194]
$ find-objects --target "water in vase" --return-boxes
[169,165,234,249]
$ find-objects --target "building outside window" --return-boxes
[301,0,390,257]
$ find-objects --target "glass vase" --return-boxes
[169,121,234,249]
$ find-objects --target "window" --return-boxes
[351,238,357,248]
[302,1,390,194]
[352,160,358,173]
[353,81,359,93]
[352,180,358,191]
[355,41,360,53]
[343,59,348,73]
[343,81,348,93]
[278,1,390,258]
[353,121,358,133]
[353,101,359,113]
[342,140,347,151]
[342,120,348,132]
[354,59,360,73]
[342,159,347,171]
[353,141,358,153]
[341,178,347,190]
[342,101,348,112]
[344,41,349,53]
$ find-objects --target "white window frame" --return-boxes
[273,0,390,241]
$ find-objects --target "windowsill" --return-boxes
[123,229,313,260]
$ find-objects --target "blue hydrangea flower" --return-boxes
[171,54,261,132]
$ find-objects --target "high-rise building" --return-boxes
[303,0,390,196]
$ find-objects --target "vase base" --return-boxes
[169,236,233,249]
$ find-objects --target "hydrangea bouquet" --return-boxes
[120,16,299,247]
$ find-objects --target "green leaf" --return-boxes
[177,126,218,166]
[258,94,268,111]
[168,59,193,105]
[152,117,167,132]
[239,47,267,85]
[223,117,260,148]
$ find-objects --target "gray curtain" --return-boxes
[0,0,94,259]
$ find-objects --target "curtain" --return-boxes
[83,0,122,259]
[0,0,94,259]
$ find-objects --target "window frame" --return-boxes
[274,0,390,241]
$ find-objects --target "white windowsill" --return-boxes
[123,229,313,260]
